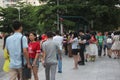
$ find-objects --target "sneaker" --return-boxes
[103,54,106,56]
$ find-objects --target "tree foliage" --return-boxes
[0,7,18,32]
[0,0,120,33]
[37,0,120,32]
[0,5,39,33]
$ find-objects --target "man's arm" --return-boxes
[56,43,62,60]
[41,43,46,67]
[42,50,46,62]
[58,49,62,60]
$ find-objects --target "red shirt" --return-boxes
[28,41,40,58]
[90,36,97,43]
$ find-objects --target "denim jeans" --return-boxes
[98,45,102,56]
[57,54,62,72]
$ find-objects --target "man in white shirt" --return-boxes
[53,31,63,73]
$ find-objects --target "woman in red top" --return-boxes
[28,32,40,80]
[89,32,98,62]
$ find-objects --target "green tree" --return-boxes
[37,0,120,32]
[0,7,18,33]
[89,0,120,31]
[20,5,39,32]
[0,5,40,33]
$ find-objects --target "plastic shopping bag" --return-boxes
[3,59,10,72]
[3,48,10,72]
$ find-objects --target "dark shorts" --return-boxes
[72,49,78,55]
[107,43,112,49]
[29,58,39,67]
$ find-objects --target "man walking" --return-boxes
[78,30,86,65]
[53,31,63,73]
[42,31,62,80]
[6,20,31,80]
[96,32,104,57]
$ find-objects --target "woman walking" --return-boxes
[89,32,98,62]
[28,32,41,80]
[106,33,113,58]
[70,32,79,69]
[111,31,120,59]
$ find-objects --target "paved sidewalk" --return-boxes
[0,56,120,80]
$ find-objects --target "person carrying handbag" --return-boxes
[6,20,31,80]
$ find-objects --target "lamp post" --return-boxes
[60,17,64,34]
[15,4,21,21]
[17,7,20,21]
[57,0,59,30]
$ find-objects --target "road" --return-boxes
[0,39,5,77]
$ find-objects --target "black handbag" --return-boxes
[21,36,31,80]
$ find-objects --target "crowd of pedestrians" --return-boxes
[2,20,120,80]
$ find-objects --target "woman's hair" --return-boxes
[73,32,78,38]
[90,32,96,40]
[39,35,42,41]
[3,35,9,49]
[29,32,37,41]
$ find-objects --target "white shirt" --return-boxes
[53,35,63,50]
[72,37,79,49]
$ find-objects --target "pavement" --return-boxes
[0,55,120,80]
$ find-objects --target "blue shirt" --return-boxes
[6,32,28,69]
